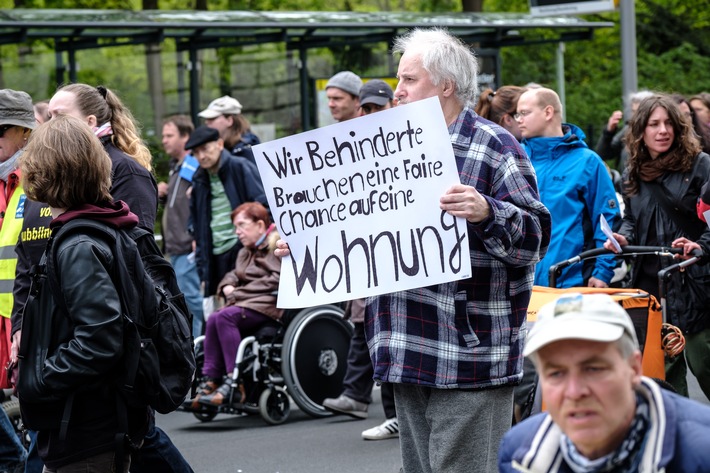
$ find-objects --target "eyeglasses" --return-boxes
[513,110,533,121]
[0,125,16,138]
[234,220,255,231]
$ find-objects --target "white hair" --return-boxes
[393,28,479,107]
[625,89,654,118]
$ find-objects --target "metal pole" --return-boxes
[556,42,566,122]
[299,48,310,132]
[495,50,502,90]
[620,0,638,98]
[176,49,186,115]
[54,48,65,88]
[189,46,200,125]
[68,48,78,84]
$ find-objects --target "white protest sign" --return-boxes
[600,214,621,252]
[252,97,471,308]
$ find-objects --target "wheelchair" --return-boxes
[181,303,353,425]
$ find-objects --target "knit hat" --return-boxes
[0,89,36,130]
[198,95,243,119]
[325,71,363,97]
[524,293,639,357]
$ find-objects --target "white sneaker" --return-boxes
[361,417,399,440]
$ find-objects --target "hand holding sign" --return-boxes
[600,214,622,253]
[440,184,491,223]
[253,97,470,308]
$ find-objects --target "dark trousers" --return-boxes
[0,407,25,472]
[25,430,42,473]
[665,325,710,401]
[42,451,130,473]
[380,383,396,420]
[129,420,193,473]
[342,322,396,419]
[26,420,193,473]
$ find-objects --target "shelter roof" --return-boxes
[0,9,613,50]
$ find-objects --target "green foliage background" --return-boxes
[484,0,710,142]
[1,0,708,172]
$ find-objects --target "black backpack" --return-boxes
[46,219,196,415]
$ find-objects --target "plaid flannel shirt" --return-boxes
[365,107,551,389]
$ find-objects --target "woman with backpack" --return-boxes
[11,85,193,473]
[16,115,150,472]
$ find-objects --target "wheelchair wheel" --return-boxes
[282,305,352,418]
[259,386,290,425]
[2,398,30,448]
[192,407,219,423]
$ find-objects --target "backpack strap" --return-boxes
[46,219,119,319]
[50,221,145,394]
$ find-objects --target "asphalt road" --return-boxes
[157,386,402,473]
[158,378,708,473]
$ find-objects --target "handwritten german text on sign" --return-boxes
[252,97,471,308]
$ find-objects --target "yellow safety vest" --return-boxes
[0,185,25,317]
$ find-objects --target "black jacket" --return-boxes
[619,152,710,333]
[189,150,267,295]
[595,125,628,172]
[229,133,258,166]
[11,199,51,335]
[17,203,148,469]
[103,140,158,233]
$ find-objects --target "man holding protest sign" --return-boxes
[271,27,549,472]
[366,28,551,472]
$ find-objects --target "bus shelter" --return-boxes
[0,9,612,132]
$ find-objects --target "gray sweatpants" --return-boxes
[395,384,514,473]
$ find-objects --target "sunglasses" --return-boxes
[0,125,16,138]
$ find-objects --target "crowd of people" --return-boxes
[1,24,710,473]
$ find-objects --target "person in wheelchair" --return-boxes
[189,201,283,408]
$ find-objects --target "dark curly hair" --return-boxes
[625,94,701,196]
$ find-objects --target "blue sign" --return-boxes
[15,194,26,218]
[179,154,199,182]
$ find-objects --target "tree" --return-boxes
[144,0,165,133]
[483,0,710,146]
[461,0,483,11]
